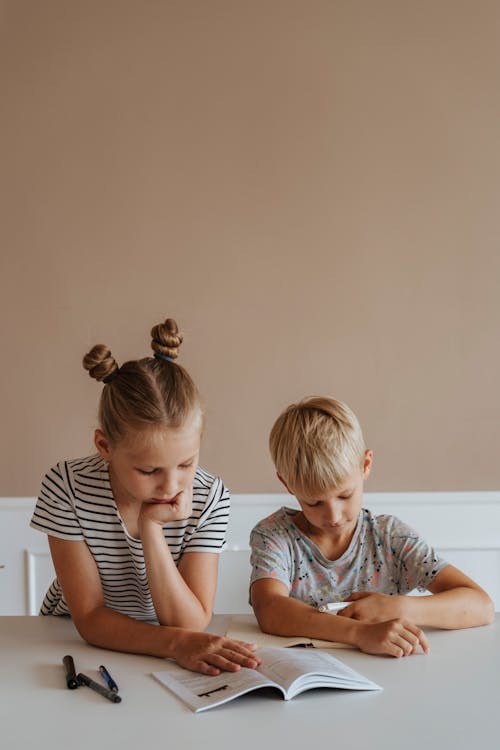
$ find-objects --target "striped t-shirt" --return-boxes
[30,454,230,620]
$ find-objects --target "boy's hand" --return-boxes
[355,618,429,657]
[338,592,406,623]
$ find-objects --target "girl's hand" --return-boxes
[140,488,193,527]
[172,631,262,675]
[338,592,405,623]
[355,618,429,657]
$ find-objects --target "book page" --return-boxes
[256,647,381,698]
[152,661,281,713]
[226,614,353,649]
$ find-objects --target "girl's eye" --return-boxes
[180,462,194,470]
[339,494,353,500]
[138,468,158,475]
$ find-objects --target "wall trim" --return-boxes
[231,491,500,507]
[2,491,500,509]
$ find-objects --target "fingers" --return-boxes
[220,648,260,669]
[220,640,261,667]
[404,621,429,654]
[337,605,360,620]
[388,620,428,657]
[200,649,256,673]
[176,634,263,675]
[359,618,429,658]
[234,639,258,651]
[346,592,370,601]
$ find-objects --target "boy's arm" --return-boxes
[48,536,260,675]
[251,578,429,657]
[405,564,493,628]
[339,565,494,629]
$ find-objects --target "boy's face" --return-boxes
[284,450,373,538]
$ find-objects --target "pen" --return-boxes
[99,664,119,693]
[62,655,79,689]
[318,601,350,613]
[77,672,122,703]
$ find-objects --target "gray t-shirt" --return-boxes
[250,507,447,608]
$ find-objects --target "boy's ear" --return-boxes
[362,449,374,480]
[94,429,112,460]
[277,473,292,494]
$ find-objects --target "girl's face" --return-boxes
[95,412,202,507]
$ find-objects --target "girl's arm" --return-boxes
[140,515,218,630]
[138,488,222,630]
[251,578,429,658]
[48,536,260,675]
[338,565,495,629]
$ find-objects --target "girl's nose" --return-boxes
[155,473,178,498]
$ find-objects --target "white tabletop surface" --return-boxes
[1,614,499,750]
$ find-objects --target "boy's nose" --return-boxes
[324,504,342,526]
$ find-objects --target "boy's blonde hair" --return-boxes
[269,396,366,496]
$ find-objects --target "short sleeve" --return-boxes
[387,516,447,592]
[30,463,85,541]
[181,475,230,553]
[249,525,293,590]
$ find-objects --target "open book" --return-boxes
[226,613,354,649]
[153,647,381,712]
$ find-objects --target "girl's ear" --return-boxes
[362,449,374,480]
[94,429,112,460]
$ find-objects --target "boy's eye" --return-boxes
[179,461,194,469]
[138,468,158,475]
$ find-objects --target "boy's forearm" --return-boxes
[401,588,494,629]
[75,606,185,658]
[255,596,363,647]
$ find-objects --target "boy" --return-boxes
[250,397,494,657]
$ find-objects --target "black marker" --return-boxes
[77,673,122,703]
[99,664,119,693]
[62,655,79,690]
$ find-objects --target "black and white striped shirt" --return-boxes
[30,454,230,620]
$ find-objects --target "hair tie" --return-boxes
[103,369,120,384]
[154,352,176,364]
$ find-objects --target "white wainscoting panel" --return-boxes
[2,493,500,616]
[25,550,54,616]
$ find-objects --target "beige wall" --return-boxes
[1,0,500,496]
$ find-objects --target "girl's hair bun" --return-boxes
[150,318,184,360]
[83,344,120,382]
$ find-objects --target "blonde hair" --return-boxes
[269,396,366,496]
[82,318,202,445]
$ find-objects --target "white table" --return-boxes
[1,615,499,750]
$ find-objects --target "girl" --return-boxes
[31,317,259,675]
